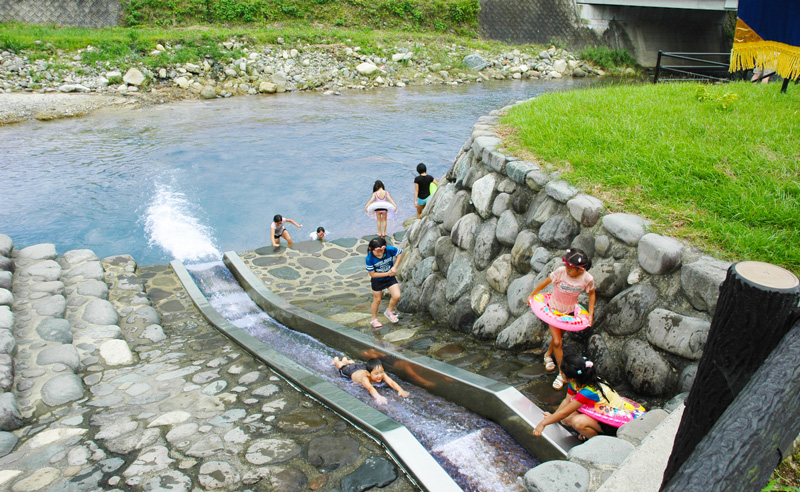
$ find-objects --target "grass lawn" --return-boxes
[502,81,800,275]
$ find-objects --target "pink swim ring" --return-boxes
[529,292,591,332]
[578,397,646,427]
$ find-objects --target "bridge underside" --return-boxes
[479,0,734,67]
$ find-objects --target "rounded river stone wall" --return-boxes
[397,102,733,399]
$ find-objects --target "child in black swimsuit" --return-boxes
[332,356,409,405]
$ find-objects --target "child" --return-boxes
[413,162,438,219]
[364,180,398,238]
[309,226,326,241]
[533,353,645,441]
[332,356,409,405]
[271,214,302,248]
[365,237,402,328]
[528,248,596,390]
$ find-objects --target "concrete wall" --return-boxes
[397,102,733,401]
[478,0,732,67]
[0,0,122,28]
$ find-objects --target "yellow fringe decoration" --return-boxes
[730,40,800,81]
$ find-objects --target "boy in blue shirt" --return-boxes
[365,237,403,328]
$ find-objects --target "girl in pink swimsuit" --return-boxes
[527,248,596,390]
[364,180,398,238]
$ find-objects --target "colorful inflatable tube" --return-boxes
[578,397,646,428]
[528,293,590,332]
[366,201,397,220]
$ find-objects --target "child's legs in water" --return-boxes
[386,283,401,313]
[378,211,387,235]
[281,230,293,247]
[548,324,564,375]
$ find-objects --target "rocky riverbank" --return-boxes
[0,38,609,125]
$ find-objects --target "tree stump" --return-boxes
[661,261,800,489]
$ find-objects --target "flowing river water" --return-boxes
[1,78,608,265]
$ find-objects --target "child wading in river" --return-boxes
[528,248,596,390]
[364,180,398,238]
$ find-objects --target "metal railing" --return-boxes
[653,51,743,84]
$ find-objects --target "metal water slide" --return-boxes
[171,252,578,490]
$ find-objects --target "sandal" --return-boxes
[552,374,565,390]
[370,319,383,328]
[543,356,556,372]
[384,310,399,324]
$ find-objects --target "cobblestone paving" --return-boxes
[0,240,416,492]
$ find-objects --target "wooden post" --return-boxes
[661,261,800,488]
[660,315,800,492]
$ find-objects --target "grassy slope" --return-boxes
[502,81,800,274]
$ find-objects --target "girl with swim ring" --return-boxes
[533,353,645,441]
[364,180,398,238]
[528,248,596,390]
[365,237,402,328]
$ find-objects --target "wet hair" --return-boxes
[563,248,592,270]
[416,162,427,174]
[373,180,385,192]
[273,214,282,223]
[562,352,610,401]
[366,358,383,373]
[316,226,325,234]
[368,237,387,253]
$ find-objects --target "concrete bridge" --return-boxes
[480,0,738,67]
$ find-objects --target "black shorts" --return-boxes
[371,276,398,292]
[599,421,618,437]
[339,363,365,379]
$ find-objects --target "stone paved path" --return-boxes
[0,234,415,492]
[241,235,566,411]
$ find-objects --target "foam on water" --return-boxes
[144,184,222,262]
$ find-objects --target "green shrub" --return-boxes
[579,45,636,70]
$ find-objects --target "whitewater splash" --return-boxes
[144,184,221,263]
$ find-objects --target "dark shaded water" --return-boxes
[1,79,605,264]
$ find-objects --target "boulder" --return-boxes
[507,274,536,317]
[41,373,84,406]
[471,173,498,219]
[0,234,12,257]
[19,260,61,281]
[567,194,604,227]
[449,295,477,333]
[33,295,66,317]
[36,318,73,344]
[622,339,678,396]
[473,218,502,271]
[0,256,14,273]
[602,213,648,246]
[83,299,120,325]
[451,213,482,250]
[495,210,520,246]
[496,311,543,349]
[526,196,562,228]
[530,247,551,273]
[526,167,550,191]
[123,68,146,86]
[510,230,538,274]
[417,221,441,258]
[646,309,710,360]
[588,334,624,386]
[37,344,81,371]
[487,254,513,294]
[441,190,473,233]
[472,303,510,340]
[524,460,590,492]
[511,187,534,214]
[485,151,506,173]
[434,237,457,277]
[431,183,457,223]
[680,256,730,313]
[445,253,474,303]
[506,160,538,184]
[18,243,57,260]
[638,233,684,275]
[491,193,512,217]
[0,393,22,430]
[411,257,436,286]
[356,62,379,75]
[470,283,492,316]
[200,85,217,99]
[463,54,488,71]
[600,285,659,336]
[544,180,578,203]
[538,214,580,249]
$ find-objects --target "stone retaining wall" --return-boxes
[397,102,732,400]
[0,0,122,28]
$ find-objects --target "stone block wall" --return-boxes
[397,102,733,400]
[0,0,122,28]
